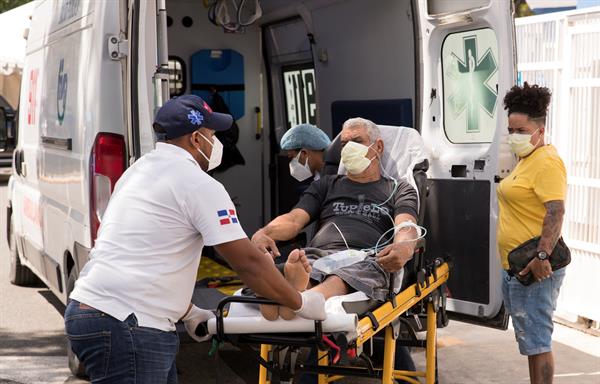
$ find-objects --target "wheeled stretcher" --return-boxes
[203,125,450,383]
[207,252,449,384]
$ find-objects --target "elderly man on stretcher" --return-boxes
[252,117,420,321]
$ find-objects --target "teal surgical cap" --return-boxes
[280,124,331,151]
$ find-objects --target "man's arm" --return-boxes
[520,200,565,281]
[251,208,311,257]
[376,213,418,272]
[215,238,303,309]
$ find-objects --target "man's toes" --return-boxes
[301,258,312,273]
[260,304,279,321]
[288,249,301,263]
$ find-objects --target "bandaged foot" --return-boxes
[280,249,311,320]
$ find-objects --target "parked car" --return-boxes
[0,95,16,180]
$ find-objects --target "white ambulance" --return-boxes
[7,0,516,375]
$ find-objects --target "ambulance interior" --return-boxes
[159,0,416,233]
[152,0,506,329]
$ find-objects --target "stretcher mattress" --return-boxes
[207,291,375,336]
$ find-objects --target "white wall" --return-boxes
[516,8,600,324]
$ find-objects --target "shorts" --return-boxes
[502,267,566,356]
[304,247,396,302]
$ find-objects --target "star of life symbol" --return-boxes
[446,35,498,133]
[188,109,204,126]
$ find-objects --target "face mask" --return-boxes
[341,141,375,174]
[289,151,313,182]
[197,133,223,171]
[507,128,540,157]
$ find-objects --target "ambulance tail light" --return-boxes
[90,133,126,245]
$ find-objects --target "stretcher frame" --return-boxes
[213,257,449,384]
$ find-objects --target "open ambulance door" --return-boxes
[414,0,516,329]
[124,0,161,164]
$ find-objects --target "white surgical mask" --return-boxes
[198,133,223,171]
[341,141,375,174]
[507,128,540,157]
[289,151,313,182]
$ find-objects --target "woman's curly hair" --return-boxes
[503,82,552,119]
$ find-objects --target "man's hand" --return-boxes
[376,242,414,272]
[181,305,215,342]
[520,258,552,282]
[251,230,280,258]
[294,290,327,321]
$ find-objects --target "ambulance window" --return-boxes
[282,64,317,129]
[168,56,186,97]
[442,28,499,144]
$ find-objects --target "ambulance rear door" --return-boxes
[414,0,516,329]
[124,0,159,163]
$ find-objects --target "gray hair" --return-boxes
[342,117,381,143]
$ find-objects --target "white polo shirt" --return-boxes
[70,143,246,331]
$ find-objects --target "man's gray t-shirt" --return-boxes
[295,175,418,251]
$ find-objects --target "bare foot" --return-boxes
[259,302,279,321]
[280,249,311,320]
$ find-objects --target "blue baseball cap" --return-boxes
[280,123,331,151]
[154,95,233,139]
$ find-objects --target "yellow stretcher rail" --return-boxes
[257,261,450,384]
[356,262,450,345]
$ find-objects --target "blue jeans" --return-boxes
[502,268,566,356]
[65,300,179,383]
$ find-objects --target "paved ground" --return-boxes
[0,182,598,383]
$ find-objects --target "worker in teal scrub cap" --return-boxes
[280,124,331,182]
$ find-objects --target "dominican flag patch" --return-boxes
[217,209,238,225]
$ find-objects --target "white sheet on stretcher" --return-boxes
[207,266,406,337]
[207,291,375,338]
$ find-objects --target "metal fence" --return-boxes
[516,7,600,325]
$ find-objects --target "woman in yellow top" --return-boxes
[498,83,567,384]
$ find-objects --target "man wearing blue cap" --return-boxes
[281,123,331,182]
[65,95,326,383]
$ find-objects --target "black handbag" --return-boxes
[507,237,571,286]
